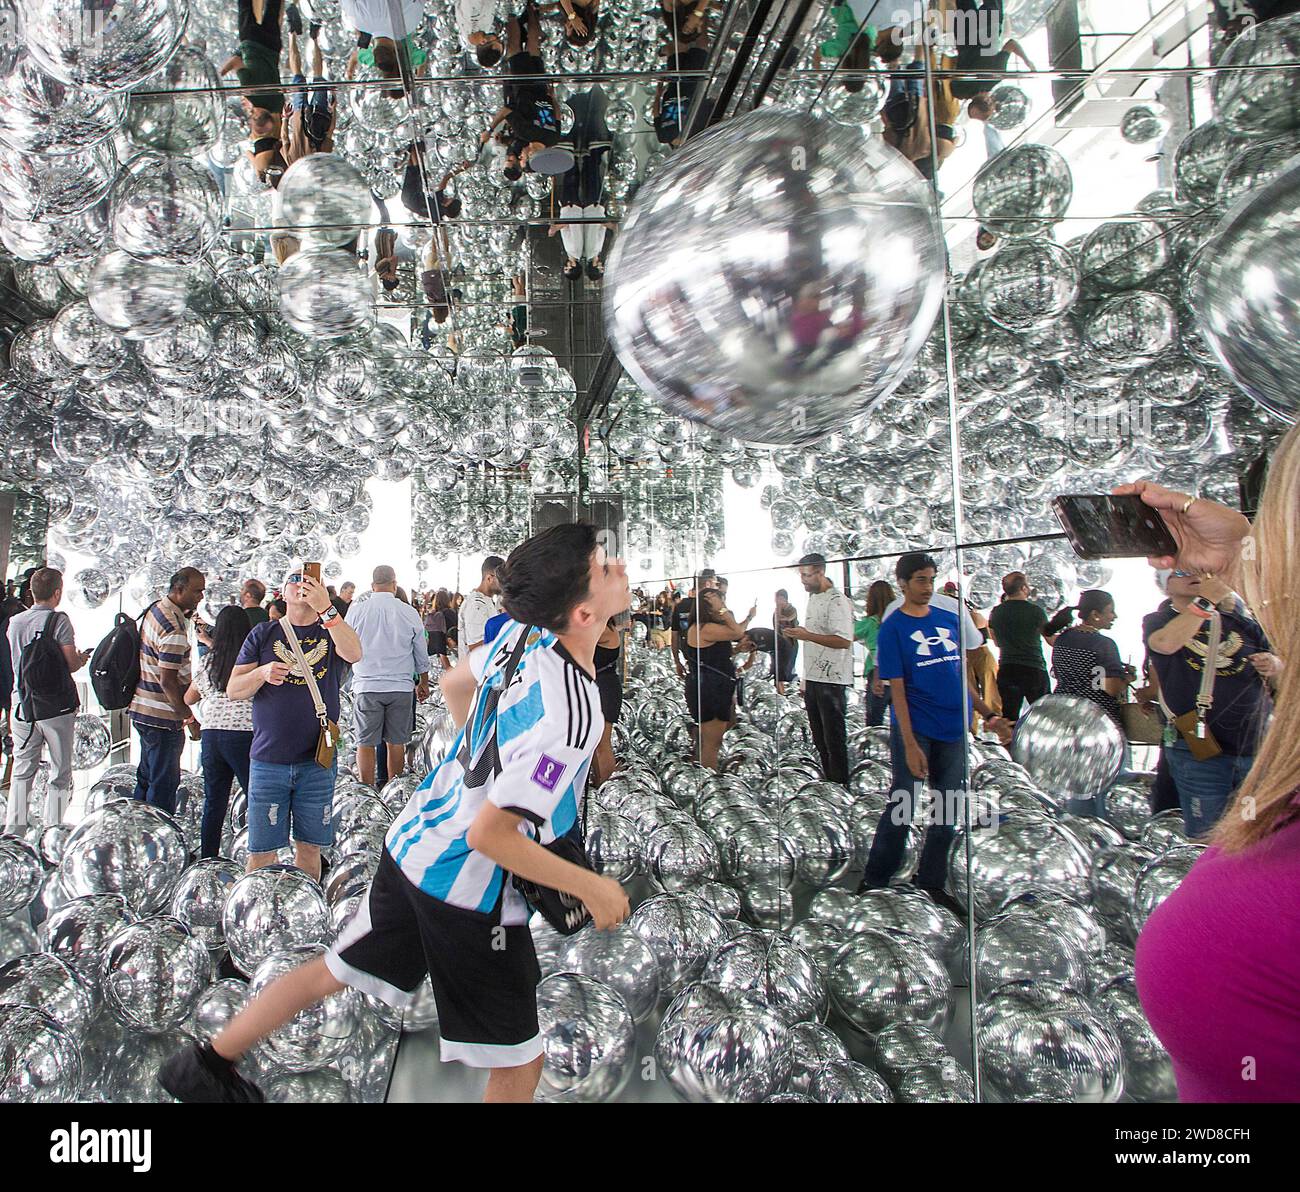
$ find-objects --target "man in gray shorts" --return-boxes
[345,565,430,787]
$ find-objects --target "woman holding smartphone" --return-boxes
[1123,441,1300,1102]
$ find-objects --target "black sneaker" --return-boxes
[586,258,604,281]
[286,3,304,35]
[159,1042,265,1103]
[309,19,322,40]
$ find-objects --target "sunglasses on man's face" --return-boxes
[287,573,303,584]
[1171,569,1196,578]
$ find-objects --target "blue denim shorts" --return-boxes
[247,758,337,852]
[289,74,332,115]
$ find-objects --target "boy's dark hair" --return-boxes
[500,523,598,633]
[476,43,503,67]
[895,552,938,583]
[503,163,523,182]
[440,194,463,220]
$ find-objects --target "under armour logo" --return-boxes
[911,627,958,656]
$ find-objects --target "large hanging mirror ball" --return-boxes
[604,107,946,447]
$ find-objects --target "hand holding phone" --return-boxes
[1052,494,1179,560]
[302,562,322,584]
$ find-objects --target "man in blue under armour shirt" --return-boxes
[861,552,1008,904]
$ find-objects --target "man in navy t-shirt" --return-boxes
[861,553,1008,901]
[229,567,362,880]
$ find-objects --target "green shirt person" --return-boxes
[821,4,875,57]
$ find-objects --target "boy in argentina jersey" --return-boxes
[385,614,599,925]
[160,524,631,1105]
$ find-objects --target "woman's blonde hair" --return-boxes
[1214,420,1300,852]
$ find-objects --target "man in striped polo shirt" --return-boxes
[129,567,206,816]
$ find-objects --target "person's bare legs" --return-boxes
[211,955,343,1061]
[700,719,726,770]
[288,28,302,75]
[357,744,377,786]
[484,1055,543,1103]
[507,13,523,56]
[311,31,323,76]
[246,850,280,873]
[294,841,321,881]
[385,742,405,779]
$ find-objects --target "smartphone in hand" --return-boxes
[302,562,322,584]
[1052,494,1179,560]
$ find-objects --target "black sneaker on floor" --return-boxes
[159,1042,265,1103]
[286,3,304,35]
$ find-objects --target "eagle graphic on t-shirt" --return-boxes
[1182,628,1249,677]
[272,636,331,684]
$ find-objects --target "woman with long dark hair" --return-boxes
[858,579,895,726]
[425,588,456,670]
[686,588,749,769]
[184,606,254,858]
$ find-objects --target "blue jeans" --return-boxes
[1166,739,1254,838]
[200,729,252,859]
[132,723,185,816]
[866,684,890,728]
[862,718,966,890]
[247,757,338,853]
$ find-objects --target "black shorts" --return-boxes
[685,668,735,724]
[326,849,542,1068]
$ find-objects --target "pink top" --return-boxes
[1135,813,1300,1102]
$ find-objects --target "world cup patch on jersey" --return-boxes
[531,754,566,791]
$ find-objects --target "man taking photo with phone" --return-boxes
[226,566,362,881]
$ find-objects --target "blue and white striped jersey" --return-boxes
[386,620,602,925]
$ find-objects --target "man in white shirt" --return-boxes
[782,553,854,785]
[458,554,505,662]
[346,565,430,786]
[456,0,505,65]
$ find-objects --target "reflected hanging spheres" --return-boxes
[603,107,946,446]
[1193,154,1300,420]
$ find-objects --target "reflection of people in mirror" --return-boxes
[456,0,505,65]
[221,0,289,187]
[482,4,563,179]
[342,0,428,98]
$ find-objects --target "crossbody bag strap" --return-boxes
[1194,610,1222,735]
[282,619,329,727]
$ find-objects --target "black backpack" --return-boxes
[90,604,154,711]
[16,611,79,723]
